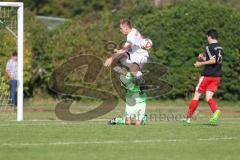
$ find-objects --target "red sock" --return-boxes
[208,98,218,113]
[187,100,199,118]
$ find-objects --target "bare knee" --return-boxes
[192,91,201,100]
[130,63,140,76]
[205,91,214,101]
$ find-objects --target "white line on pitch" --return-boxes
[0,119,110,127]
[0,137,236,147]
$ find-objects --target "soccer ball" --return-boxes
[140,38,153,50]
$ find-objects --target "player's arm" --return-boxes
[5,62,13,79]
[112,43,130,59]
[114,43,131,55]
[6,69,15,80]
[104,43,131,67]
[6,69,11,78]
[195,46,217,67]
[194,57,216,67]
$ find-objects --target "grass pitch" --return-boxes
[0,100,240,160]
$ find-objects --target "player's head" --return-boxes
[207,29,218,42]
[119,18,132,35]
[12,51,17,61]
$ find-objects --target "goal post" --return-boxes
[0,2,24,121]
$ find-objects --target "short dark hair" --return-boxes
[120,18,132,28]
[207,29,218,39]
[12,51,17,57]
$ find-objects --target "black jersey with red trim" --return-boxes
[202,43,223,77]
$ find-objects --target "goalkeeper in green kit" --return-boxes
[109,71,147,125]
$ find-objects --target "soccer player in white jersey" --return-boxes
[104,18,149,80]
[105,19,149,125]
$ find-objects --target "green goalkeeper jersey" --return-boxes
[121,72,147,103]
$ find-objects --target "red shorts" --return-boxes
[195,76,221,93]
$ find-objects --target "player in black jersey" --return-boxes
[183,29,223,124]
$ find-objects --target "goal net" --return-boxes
[0,2,24,121]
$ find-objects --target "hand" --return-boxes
[114,49,119,53]
[104,57,113,67]
[194,61,202,68]
[9,75,14,80]
[198,53,204,59]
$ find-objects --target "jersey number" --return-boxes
[217,50,223,64]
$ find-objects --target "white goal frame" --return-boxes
[0,2,24,121]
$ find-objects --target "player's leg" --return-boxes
[118,60,142,88]
[13,80,17,106]
[108,103,134,125]
[187,76,206,119]
[118,53,148,85]
[119,53,130,66]
[125,103,136,125]
[184,91,202,123]
[9,80,14,105]
[129,63,140,77]
[188,91,202,117]
[135,101,146,125]
[206,77,221,112]
[206,91,218,112]
[111,53,129,75]
[206,90,221,124]
[129,54,148,79]
[9,80,17,106]
[108,93,136,125]
[108,117,125,125]
[183,76,207,124]
[129,56,148,125]
[129,57,148,93]
[206,77,221,123]
[124,79,147,125]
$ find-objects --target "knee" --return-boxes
[205,96,212,102]
[130,63,140,76]
[205,91,214,101]
[192,92,201,100]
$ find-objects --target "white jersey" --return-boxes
[126,28,149,57]
[6,59,18,80]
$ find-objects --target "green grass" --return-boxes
[0,121,240,160]
[20,98,240,121]
[0,99,240,160]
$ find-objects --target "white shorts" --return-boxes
[120,53,148,70]
[125,101,146,121]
